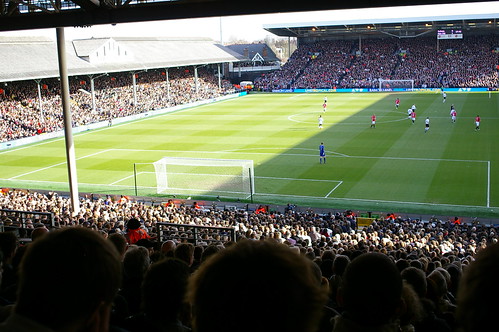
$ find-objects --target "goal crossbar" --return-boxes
[152,157,255,198]
[379,79,414,90]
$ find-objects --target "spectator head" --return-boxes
[401,266,427,299]
[123,245,150,280]
[188,240,327,332]
[14,227,121,331]
[0,250,3,286]
[396,258,410,272]
[126,218,141,230]
[457,242,499,332]
[141,258,191,322]
[445,263,462,297]
[30,226,49,242]
[337,252,403,327]
[427,269,448,300]
[108,232,128,259]
[161,240,176,257]
[332,254,350,276]
[174,243,195,267]
[200,244,221,263]
[0,231,18,263]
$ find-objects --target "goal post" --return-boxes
[150,157,255,200]
[378,79,414,91]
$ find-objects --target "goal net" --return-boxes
[378,79,414,91]
[152,157,255,198]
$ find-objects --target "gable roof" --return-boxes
[0,36,245,82]
[72,38,111,57]
[226,43,280,62]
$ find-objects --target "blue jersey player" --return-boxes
[319,142,326,164]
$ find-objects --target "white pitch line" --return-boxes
[0,137,65,156]
[487,161,491,208]
[1,176,494,209]
[325,181,343,198]
[254,191,495,209]
[110,174,136,186]
[8,149,112,180]
[287,112,409,125]
[108,148,487,164]
[256,176,340,183]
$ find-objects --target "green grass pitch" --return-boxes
[1,91,498,218]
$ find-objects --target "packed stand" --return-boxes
[339,38,400,88]
[254,34,499,91]
[0,67,235,142]
[255,43,318,91]
[291,40,354,89]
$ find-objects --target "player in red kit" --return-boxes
[371,114,376,128]
[411,110,416,124]
[475,115,481,131]
[451,109,457,123]
[395,98,400,109]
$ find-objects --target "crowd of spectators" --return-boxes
[291,40,353,89]
[255,35,499,90]
[0,67,235,142]
[0,188,498,331]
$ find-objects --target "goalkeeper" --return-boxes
[319,142,326,164]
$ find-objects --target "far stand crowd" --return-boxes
[255,35,499,90]
[0,68,235,142]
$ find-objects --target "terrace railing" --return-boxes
[0,209,55,241]
[154,222,236,245]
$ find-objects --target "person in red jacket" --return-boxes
[125,218,150,245]
[255,205,267,214]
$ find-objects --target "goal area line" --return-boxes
[0,176,491,210]
[125,170,343,199]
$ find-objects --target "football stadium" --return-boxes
[1,9,499,220]
[1,2,499,331]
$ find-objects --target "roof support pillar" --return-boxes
[56,27,80,216]
[194,66,199,95]
[132,72,138,106]
[164,68,171,102]
[90,76,96,112]
[217,63,221,91]
[88,73,108,113]
[34,79,44,122]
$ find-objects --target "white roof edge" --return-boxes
[263,2,499,29]
[263,13,499,29]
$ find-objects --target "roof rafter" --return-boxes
[1,0,496,32]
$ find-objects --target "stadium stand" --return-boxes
[0,187,498,331]
[0,68,235,142]
[0,36,242,142]
[254,35,499,90]
[2,29,499,332]
[2,35,498,142]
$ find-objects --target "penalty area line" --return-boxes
[8,149,112,180]
[325,181,343,198]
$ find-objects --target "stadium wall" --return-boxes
[0,92,246,150]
